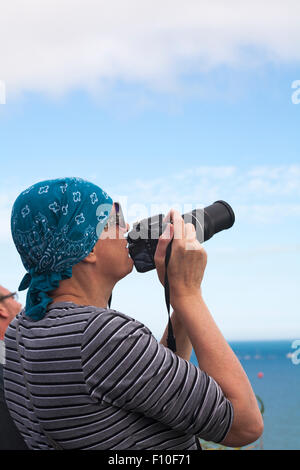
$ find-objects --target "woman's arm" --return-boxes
[155,209,264,448]
[171,292,264,447]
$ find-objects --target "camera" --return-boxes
[127,200,235,272]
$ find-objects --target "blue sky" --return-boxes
[0,1,299,340]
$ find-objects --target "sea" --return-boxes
[190,340,300,450]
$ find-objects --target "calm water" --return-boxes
[191,340,300,450]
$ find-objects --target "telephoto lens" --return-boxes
[127,200,235,273]
[185,200,235,243]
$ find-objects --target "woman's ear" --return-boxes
[0,304,9,320]
[82,247,97,264]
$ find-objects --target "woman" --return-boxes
[4,177,263,450]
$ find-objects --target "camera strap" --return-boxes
[164,239,176,353]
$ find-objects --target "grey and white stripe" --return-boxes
[4,302,233,450]
[0,340,5,365]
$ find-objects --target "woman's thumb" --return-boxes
[154,223,173,262]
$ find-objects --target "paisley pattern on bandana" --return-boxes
[11,177,113,321]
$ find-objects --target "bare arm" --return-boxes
[155,210,263,448]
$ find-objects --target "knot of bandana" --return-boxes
[11,177,113,321]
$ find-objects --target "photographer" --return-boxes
[4,177,263,450]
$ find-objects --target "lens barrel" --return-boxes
[182,200,235,243]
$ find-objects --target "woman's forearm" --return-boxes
[154,209,263,447]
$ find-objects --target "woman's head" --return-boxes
[11,177,125,320]
[80,202,133,284]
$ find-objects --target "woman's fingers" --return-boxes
[155,209,207,292]
[155,223,173,260]
[154,223,174,285]
[163,209,185,241]
[184,223,202,250]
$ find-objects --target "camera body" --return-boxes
[127,200,235,273]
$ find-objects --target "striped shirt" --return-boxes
[4,302,233,450]
[0,340,5,365]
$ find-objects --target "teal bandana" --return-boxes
[11,177,113,321]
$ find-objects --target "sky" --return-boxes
[0,0,299,341]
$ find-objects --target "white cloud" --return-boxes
[210,243,300,257]
[0,193,13,242]
[1,0,300,98]
[0,184,27,242]
[235,203,300,223]
[246,165,300,196]
[115,163,300,205]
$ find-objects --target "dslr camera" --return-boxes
[127,200,235,272]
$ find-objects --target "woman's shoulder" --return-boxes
[82,305,153,337]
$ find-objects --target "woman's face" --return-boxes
[96,204,134,282]
[0,288,22,322]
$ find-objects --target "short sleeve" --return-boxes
[81,310,233,443]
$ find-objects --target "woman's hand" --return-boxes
[154,209,207,303]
